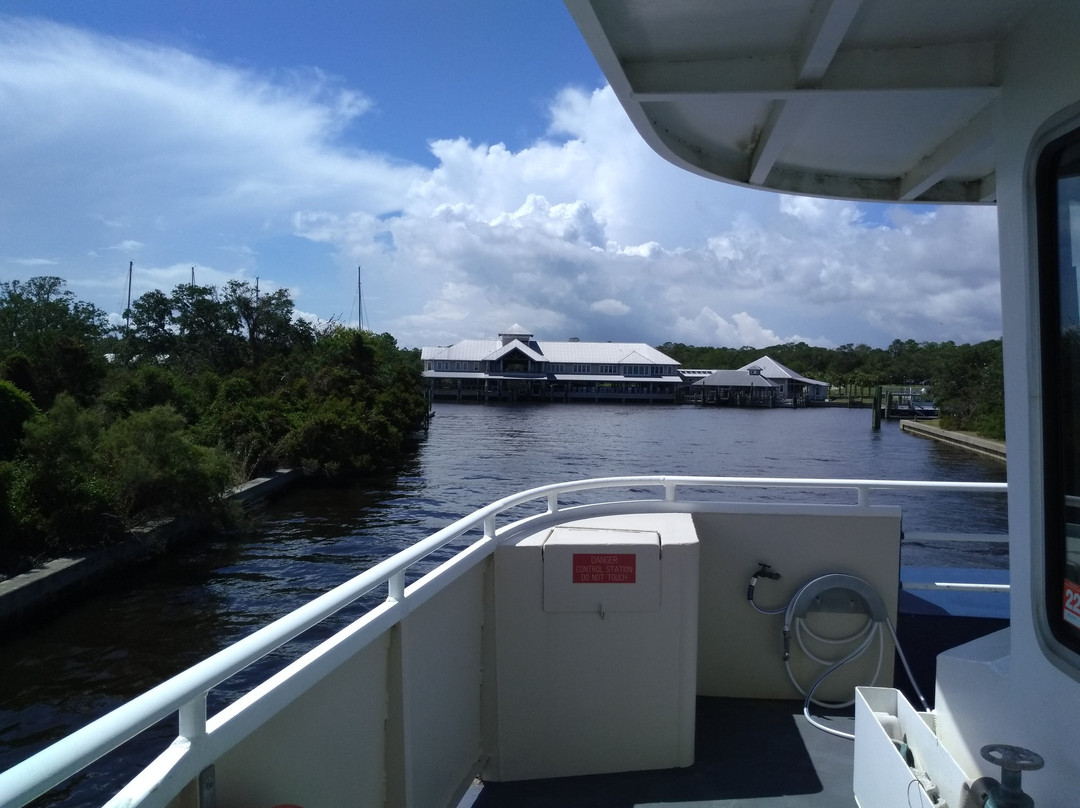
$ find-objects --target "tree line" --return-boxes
[0,276,430,576]
[657,338,1004,438]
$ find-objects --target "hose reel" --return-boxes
[748,566,927,740]
[782,573,889,663]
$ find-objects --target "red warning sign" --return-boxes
[572,553,636,584]
[1064,579,1080,628]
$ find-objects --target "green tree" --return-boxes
[930,339,1004,438]
[126,288,177,360]
[172,283,242,373]
[0,277,110,406]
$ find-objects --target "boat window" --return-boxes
[1038,125,1080,660]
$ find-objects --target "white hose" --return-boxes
[785,617,884,709]
[749,570,930,738]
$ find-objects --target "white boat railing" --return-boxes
[0,475,1009,808]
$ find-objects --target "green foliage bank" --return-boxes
[658,337,1005,439]
[0,277,430,576]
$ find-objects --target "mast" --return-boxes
[125,260,133,332]
[358,264,364,331]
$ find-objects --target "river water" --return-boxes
[0,403,1007,806]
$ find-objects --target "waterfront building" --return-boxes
[421,325,682,402]
[691,356,830,407]
[739,356,829,403]
[690,366,781,406]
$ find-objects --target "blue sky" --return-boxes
[0,2,1001,350]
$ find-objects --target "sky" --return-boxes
[0,2,1003,351]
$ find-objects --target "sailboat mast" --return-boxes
[125,260,133,332]
[358,265,364,331]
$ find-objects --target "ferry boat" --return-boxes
[3,1,1079,806]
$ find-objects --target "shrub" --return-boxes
[100,363,198,423]
[98,406,237,520]
[9,396,119,554]
[0,379,38,461]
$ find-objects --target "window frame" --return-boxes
[1037,122,1080,661]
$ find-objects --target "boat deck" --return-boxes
[462,697,857,808]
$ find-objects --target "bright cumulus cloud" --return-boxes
[0,16,1002,350]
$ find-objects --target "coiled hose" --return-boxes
[748,570,929,740]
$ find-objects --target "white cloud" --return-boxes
[8,257,59,266]
[0,18,1002,351]
[590,298,631,316]
[107,240,145,252]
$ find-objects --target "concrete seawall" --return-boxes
[0,468,304,637]
[899,420,1006,461]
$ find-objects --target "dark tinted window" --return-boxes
[1039,128,1080,657]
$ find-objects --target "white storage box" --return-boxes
[491,514,698,781]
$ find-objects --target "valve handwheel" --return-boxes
[980,744,1044,772]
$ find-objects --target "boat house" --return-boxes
[421,325,683,402]
[691,366,780,406]
[691,356,830,406]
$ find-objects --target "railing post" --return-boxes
[665,482,676,502]
[547,493,559,514]
[857,486,869,507]
[484,515,497,539]
[388,571,405,602]
[179,693,208,741]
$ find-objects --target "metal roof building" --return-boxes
[691,356,829,407]
[739,356,830,401]
[421,325,682,403]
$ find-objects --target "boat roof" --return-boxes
[563,0,1037,203]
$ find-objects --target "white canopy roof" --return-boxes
[564,0,1035,203]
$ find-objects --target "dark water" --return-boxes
[0,403,1007,806]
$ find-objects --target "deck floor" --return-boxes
[464,697,857,808]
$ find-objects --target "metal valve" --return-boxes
[964,744,1043,808]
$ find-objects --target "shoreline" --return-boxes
[0,468,304,638]
[899,420,1006,461]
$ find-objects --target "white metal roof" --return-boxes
[564,0,1036,203]
[421,340,502,362]
[486,340,547,363]
[422,338,680,367]
[739,356,830,388]
[694,370,780,388]
[499,323,532,338]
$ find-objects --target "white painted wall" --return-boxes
[933,0,1080,799]
[214,634,392,808]
[693,506,900,702]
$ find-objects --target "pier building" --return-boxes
[421,325,683,402]
[689,356,830,407]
